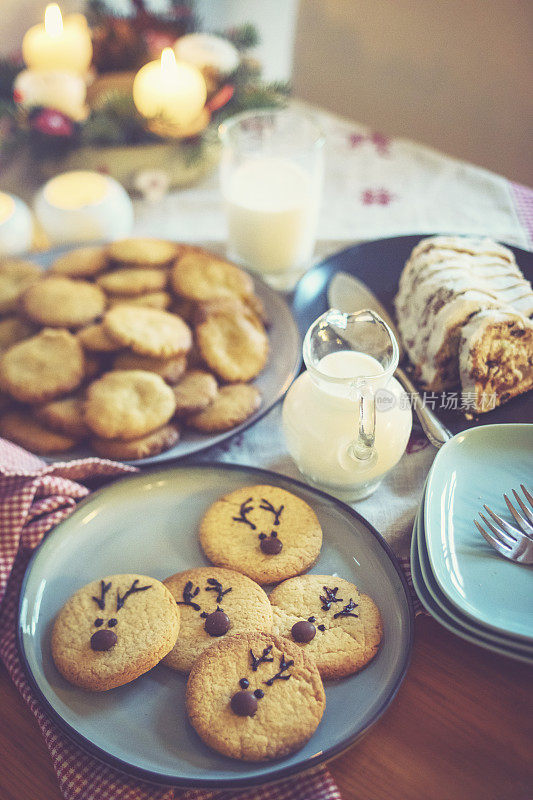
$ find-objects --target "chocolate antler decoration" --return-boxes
[116,579,152,611]
[259,498,284,526]
[320,586,343,611]
[92,580,112,610]
[333,598,359,619]
[250,645,274,671]
[264,654,294,686]
[205,578,232,604]
[232,498,257,530]
[176,580,201,611]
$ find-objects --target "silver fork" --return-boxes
[474,485,533,565]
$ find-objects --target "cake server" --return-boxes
[327,271,452,448]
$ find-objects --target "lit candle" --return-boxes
[22,4,93,75]
[33,171,134,245]
[133,47,207,129]
[0,192,34,256]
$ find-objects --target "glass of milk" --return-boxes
[282,309,412,501]
[219,108,324,290]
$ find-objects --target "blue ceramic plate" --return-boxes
[414,493,533,659]
[293,235,533,434]
[424,424,533,641]
[27,247,302,466]
[411,514,533,665]
[19,463,413,789]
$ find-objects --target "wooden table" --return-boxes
[1,614,531,800]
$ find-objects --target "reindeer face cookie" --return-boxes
[162,567,272,673]
[186,632,325,761]
[199,485,323,585]
[51,574,180,691]
[269,574,383,679]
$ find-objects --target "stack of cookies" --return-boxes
[51,483,383,762]
[0,239,269,459]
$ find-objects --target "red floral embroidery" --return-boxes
[348,131,391,155]
[361,188,396,206]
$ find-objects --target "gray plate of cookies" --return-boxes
[0,239,301,464]
[19,463,413,788]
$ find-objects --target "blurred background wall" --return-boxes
[293,0,533,184]
[2,0,532,184]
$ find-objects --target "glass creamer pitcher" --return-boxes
[282,309,412,500]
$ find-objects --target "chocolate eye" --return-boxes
[107,618,118,627]
[94,618,104,627]
[239,677,249,689]
[254,689,264,699]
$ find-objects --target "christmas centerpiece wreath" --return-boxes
[0,1,289,191]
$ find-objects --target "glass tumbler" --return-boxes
[219,108,324,291]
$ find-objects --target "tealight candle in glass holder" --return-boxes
[0,192,34,256]
[219,109,325,291]
[34,171,134,245]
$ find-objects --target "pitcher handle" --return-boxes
[349,383,376,462]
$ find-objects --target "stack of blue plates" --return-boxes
[411,423,533,664]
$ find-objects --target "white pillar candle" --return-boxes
[133,47,207,128]
[14,69,88,121]
[22,4,93,76]
[34,171,134,245]
[0,193,34,256]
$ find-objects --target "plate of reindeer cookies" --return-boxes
[0,239,301,463]
[19,463,413,788]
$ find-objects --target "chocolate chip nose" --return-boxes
[204,609,231,637]
[90,628,117,651]
[260,536,283,555]
[291,620,316,643]
[230,690,258,717]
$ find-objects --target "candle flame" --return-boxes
[45,3,63,38]
[160,47,177,75]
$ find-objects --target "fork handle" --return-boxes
[395,366,453,448]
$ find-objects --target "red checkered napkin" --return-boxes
[0,438,342,800]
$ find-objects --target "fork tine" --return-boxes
[520,484,533,508]
[513,489,533,527]
[478,512,514,547]
[483,504,519,541]
[504,494,533,536]
[474,519,511,558]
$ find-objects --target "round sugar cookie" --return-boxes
[51,574,180,691]
[199,484,322,585]
[0,328,84,403]
[21,277,106,329]
[186,383,260,433]
[107,238,179,268]
[0,259,42,314]
[35,396,89,438]
[107,291,172,310]
[103,306,192,358]
[91,423,179,460]
[186,631,325,761]
[163,567,272,673]
[196,310,269,382]
[113,351,187,385]
[172,369,218,416]
[77,322,123,353]
[96,268,168,296]
[269,574,383,679]
[50,246,109,278]
[0,409,79,454]
[171,251,254,301]
[84,369,176,440]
